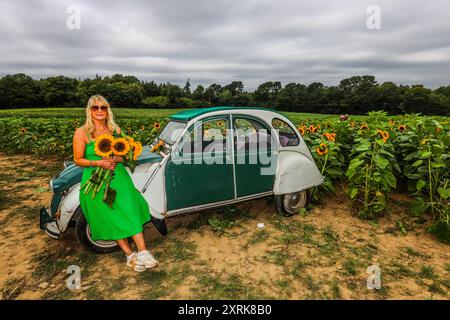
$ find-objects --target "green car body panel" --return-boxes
[165,115,234,210]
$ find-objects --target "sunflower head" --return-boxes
[217,120,224,127]
[322,133,335,142]
[376,130,389,143]
[298,126,305,135]
[94,134,114,157]
[131,141,143,160]
[32,136,37,141]
[316,143,328,156]
[360,123,369,130]
[19,127,27,134]
[112,138,131,156]
[153,122,161,130]
[398,125,406,132]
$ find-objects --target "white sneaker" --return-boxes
[126,252,146,272]
[137,250,159,269]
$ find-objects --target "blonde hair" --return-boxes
[84,94,118,138]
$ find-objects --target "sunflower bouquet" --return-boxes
[79,132,143,208]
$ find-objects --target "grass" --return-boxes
[418,265,436,279]
[194,272,270,299]
[403,246,429,259]
[245,229,270,247]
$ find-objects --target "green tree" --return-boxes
[0,73,41,108]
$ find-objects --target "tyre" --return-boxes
[75,211,118,254]
[274,190,309,216]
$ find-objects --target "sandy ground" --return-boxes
[0,152,448,300]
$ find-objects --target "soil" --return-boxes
[0,152,448,300]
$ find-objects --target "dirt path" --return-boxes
[0,152,448,300]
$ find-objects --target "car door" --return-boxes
[232,115,277,197]
[165,115,234,211]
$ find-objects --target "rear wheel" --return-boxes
[75,211,118,254]
[274,190,309,216]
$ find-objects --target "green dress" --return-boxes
[79,128,151,241]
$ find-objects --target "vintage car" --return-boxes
[40,106,324,252]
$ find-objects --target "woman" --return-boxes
[73,94,158,272]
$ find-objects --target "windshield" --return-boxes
[158,121,187,145]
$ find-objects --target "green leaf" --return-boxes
[412,159,423,167]
[349,188,358,199]
[431,163,446,169]
[348,158,364,171]
[416,180,426,192]
[437,187,450,199]
[420,151,432,158]
[384,171,397,189]
[355,143,370,152]
[374,155,389,170]
[410,197,428,216]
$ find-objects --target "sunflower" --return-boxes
[398,124,406,132]
[350,121,356,128]
[309,125,318,134]
[112,138,131,156]
[316,143,328,156]
[436,127,442,133]
[376,130,389,143]
[94,134,114,158]
[150,139,165,153]
[59,145,65,150]
[360,123,369,130]
[19,127,27,134]
[32,136,37,141]
[127,127,133,134]
[153,122,161,130]
[298,126,306,135]
[217,120,224,127]
[322,132,336,142]
[131,141,143,160]
[51,142,57,147]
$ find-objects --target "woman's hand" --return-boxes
[113,155,124,163]
[97,158,116,170]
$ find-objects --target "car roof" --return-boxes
[169,106,283,121]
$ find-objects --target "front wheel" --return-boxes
[274,190,309,216]
[75,212,118,253]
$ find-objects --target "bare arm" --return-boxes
[73,128,98,167]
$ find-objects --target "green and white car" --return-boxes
[40,107,324,253]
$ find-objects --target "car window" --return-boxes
[234,118,272,151]
[179,117,229,154]
[272,118,299,147]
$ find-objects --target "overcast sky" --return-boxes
[0,0,449,90]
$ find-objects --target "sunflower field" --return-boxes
[0,109,448,243]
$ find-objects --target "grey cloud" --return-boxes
[0,0,449,89]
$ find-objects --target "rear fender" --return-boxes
[274,150,324,195]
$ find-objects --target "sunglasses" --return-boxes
[90,105,108,112]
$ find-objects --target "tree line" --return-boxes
[0,73,449,115]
